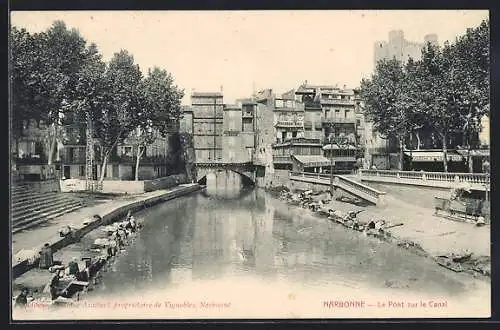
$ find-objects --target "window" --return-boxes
[356,119,361,126]
[292,132,297,138]
[124,146,133,156]
[345,110,350,118]
[79,165,85,177]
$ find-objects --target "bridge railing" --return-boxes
[336,175,386,201]
[289,171,386,204]
[359,169,490,186]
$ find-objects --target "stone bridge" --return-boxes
[195,162,256,185]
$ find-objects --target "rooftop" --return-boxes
[191,92,223,98]
[291,155,331,167]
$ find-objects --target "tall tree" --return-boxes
[449,20,490,172]
[67,42,112,184]
[416,42,464,172]
[10,27,47,136]
[360,59,408,170]
[133,67,184,180]
[95,50,143,184]
[10,21,89,164]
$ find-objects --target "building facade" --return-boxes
[272,138,329,173]
[190,92,224,162]
[295,84,360,171]
[222,104,254,163]
[12,118,175,182]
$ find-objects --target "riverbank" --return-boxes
[265,185,490,279]
[12,183,202,280]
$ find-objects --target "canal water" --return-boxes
[79,185,489,318]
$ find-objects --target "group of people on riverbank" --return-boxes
[278,189,400,240]
[97,211,141,257]
[14,211,144,308]
[273,186,491,277]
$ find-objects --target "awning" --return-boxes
[404,151,463,162]
[456,149,490,157]
[323,144,357,150]
[292,155,331,167]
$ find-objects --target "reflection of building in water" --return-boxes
[253,193,276,274]
[205,170,243,198]
[191,199,226,280]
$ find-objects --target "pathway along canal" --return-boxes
[81,185,489,318]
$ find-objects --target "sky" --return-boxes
[11,10,489,105]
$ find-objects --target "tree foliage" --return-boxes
[11,21,90,163]
[11,20,185,182]
[131,67,185,180]
[360,19,489,172]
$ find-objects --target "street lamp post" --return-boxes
[328,123,335,197]
[330,134,334,196]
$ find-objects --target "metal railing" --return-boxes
[321,117,356,124]
[320,99,355,105]
[359,169,490,185]
[275,121,303,128]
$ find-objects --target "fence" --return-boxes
[360,169,489,184]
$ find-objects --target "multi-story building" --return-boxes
[272,138,329,173]
[12,119,59,182]
[295,84,360,172]
[190,92,224,162]
[222,104,254,163]
[13,118,175,182]
[374,30,438,67]
[273,97,305,143]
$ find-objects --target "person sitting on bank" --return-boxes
[39,243,53,269]
[15,288,29,307]
[67,257,80,276]
[49,273,61,300]
[126,215,137,232]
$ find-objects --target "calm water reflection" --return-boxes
[89,186,485,303]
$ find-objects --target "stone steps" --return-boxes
[11,191,62,208]
[11,184,87,234]
[12,204,84,234]
[12,199,83,226]
[12,195,80,219]
[11,187,32,197]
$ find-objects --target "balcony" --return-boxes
[14,155,47,165]
[110,154,169,164]
[303,101,322,109]
[275,121,303,128]
[273,106,300,112]
[322,117,356,124]
[320,98,355,105]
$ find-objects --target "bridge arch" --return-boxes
[195,163,256,186]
